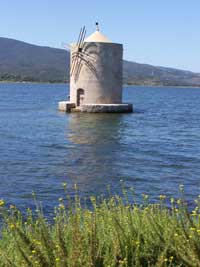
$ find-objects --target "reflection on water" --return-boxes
[67,113,124,144]
[64,113,126,196]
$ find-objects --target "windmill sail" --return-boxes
[70,26,86,77]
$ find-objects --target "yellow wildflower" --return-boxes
[159,195,166,200]
[59,204,65,209]
[10,224,15,230]
[142,194,149,200]
[0,199,5,206]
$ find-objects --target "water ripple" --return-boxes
[0,83,200,212]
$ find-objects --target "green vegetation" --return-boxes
[0,186,200,267]
[0,73,68,84]
[0,37,70,84]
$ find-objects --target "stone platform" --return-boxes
[58,101,75,112]
[58,101,133,113]
[80,103,133,113]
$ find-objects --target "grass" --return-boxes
[0,185,200,267]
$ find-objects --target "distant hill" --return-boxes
[0,37,70,83]
[0,37,200,86]
[123,60,200,86]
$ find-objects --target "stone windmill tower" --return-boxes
[59,23,133,113]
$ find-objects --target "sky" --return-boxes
[1,0,200,72]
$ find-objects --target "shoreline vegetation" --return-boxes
[0,80,200,88]
[0,186,200,267]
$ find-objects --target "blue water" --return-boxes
[0,83,200,211]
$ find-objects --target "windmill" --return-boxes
[58,23,133,113]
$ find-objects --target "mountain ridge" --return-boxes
[0,37,200,86]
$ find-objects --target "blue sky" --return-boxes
[1,0,200,72]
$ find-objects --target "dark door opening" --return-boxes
[77,88,84,106]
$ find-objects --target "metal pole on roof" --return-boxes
[95,22,99,31]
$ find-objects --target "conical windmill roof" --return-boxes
[84,30,112,43]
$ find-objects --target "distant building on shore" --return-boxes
[58,23,133,113]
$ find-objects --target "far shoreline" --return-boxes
[0,80,200,88]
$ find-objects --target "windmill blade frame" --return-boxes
[70,26,87,77]
[61,42,73,51]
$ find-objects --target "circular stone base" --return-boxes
[80,103,133,113]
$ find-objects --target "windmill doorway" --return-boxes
[77,88,84,106]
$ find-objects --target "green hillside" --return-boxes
[0,37,69,83]
[0,37,200,86]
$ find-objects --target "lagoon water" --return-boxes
[0,83,200,211]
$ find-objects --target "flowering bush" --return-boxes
[0,187,200,267]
